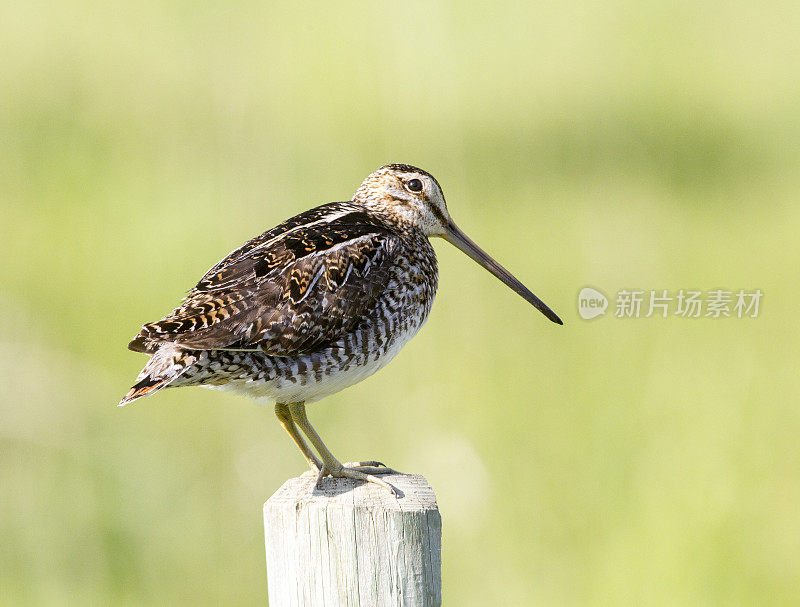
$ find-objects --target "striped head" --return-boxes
[353,164,451,237]
[353,164,564,325]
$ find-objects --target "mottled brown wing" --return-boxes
[128,207,400,356]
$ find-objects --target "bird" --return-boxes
[120,164,562,494]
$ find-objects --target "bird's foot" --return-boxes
[314,461,401,496]
[342,460,401,474]
[300,461,400,479]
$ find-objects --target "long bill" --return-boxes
[443,221,563,325]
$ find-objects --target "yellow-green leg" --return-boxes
[275,403,322,473]
[288,401,399,495]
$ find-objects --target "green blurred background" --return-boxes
[2,1,799,605]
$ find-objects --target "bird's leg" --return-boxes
[287,402,399,495]
[274,403,322,474]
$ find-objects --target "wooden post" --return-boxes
[264,474,442,606]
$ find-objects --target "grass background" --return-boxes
[2,1,800,604]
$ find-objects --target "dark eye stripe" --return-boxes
[427,201,448,225]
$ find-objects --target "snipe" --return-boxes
[121,164,562,494]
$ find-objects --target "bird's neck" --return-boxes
[355,200,425,238]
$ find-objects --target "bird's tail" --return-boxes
[119,345,198,406]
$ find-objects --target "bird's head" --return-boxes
[353,164,563,325]
[353,164,452,237]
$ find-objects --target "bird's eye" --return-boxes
[406,178,423,193]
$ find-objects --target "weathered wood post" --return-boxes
[264,474,442,606]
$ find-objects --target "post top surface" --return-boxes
[264,473,438,513]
